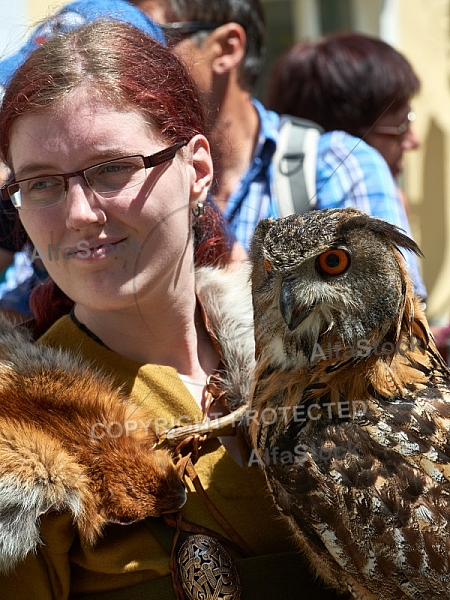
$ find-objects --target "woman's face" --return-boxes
[9,94,212,312]
[364,104,420,178]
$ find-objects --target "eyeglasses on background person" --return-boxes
[1,140,187,209]
[161,21,226,45]
[370,111,416,137]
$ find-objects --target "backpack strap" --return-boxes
[273,115,324,217]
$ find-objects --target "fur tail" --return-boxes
[0,420,102,573]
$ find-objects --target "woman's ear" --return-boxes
[209,23,246,75]
[187,135,213,204]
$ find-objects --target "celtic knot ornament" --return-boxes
[177,534,242,600]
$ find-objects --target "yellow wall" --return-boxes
[398,0,450,323]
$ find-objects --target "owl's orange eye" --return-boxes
[317,249,350,276]
[264,258,272,272]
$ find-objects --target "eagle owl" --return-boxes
[249,208,450,600]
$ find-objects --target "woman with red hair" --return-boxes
[0,18,341,600]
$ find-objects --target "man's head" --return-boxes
[130,0,266,92]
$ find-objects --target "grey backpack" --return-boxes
[272,115,324,217]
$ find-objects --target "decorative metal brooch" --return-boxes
[178,534,242,600]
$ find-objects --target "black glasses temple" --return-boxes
[144,140,188,168]
[161,22,225,34]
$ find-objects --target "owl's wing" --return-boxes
[262,388,450,599]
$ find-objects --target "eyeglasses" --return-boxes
[161,21,225,45]
[1,140,187,210]
[370,111,416,137]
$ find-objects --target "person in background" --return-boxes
[135,2,426,302]
[265,31,426,301]
[0,163,41,322]
[266,32,421,183]
[130,0,280,252]
[0,18,346,599]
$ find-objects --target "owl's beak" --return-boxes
[280,278,313,331]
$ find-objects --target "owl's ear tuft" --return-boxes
[250,218,275,261]
[339,214,424,258]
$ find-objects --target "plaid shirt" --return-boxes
[222,109,426,300]
[221,99,280,251]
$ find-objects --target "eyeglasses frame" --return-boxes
[1,139,188,209]
[370,111,416,138]
[161,21,226,36]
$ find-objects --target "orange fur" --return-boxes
[0,329,186,547]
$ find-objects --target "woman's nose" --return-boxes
[403,127,420,151]
[65,176,106,228]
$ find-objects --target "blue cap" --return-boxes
[0,0,165,90]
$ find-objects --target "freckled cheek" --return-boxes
[19,212,64,251]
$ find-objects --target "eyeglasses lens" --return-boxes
[8,156,146,209]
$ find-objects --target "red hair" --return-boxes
[0,21,233,334]
[0,21,205,155]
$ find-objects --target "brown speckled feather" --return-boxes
[249,208,450,599]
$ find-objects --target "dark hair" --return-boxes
[266,31,420,135]
[143,0,266,90]
[0,20,233,333]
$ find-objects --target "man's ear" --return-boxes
[187,135,213,204]
[210,22,246,74]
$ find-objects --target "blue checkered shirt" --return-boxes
[222,107,426,300]
[221,99,280,250]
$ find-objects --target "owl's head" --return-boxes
[250,208,423,369]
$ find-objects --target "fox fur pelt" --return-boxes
[0,265,255,573]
